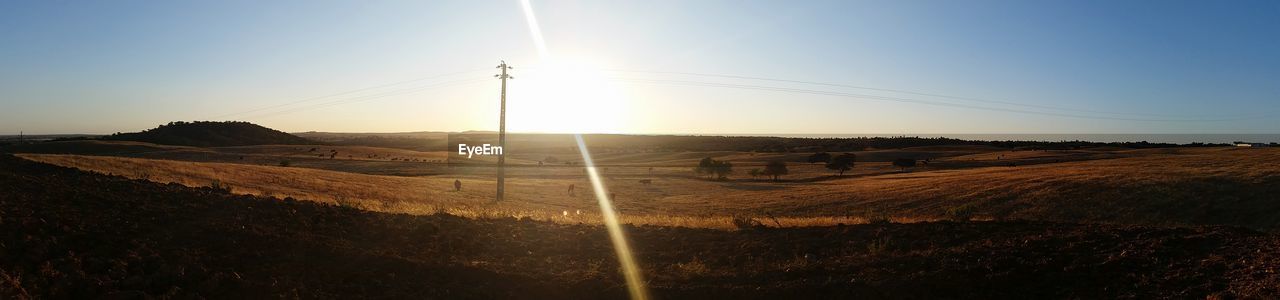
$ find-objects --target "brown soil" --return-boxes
[1,154,1278,299]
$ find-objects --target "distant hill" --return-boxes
[105,121,316,147]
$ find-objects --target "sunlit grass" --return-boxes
[18,146,1280,230]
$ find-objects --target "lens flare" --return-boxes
[575,134,649,300]
[519,0,549,58]
[520,2,648,298]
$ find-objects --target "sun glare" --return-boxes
[508,58,630,134]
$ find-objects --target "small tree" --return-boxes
[826,153,855,175]
[761,161,788,181]
[695,157,715,178]
[710,160,733,179]
[807,152,832,164]
[748,168,761,179]
[695,157,733,180]
[893,158,916,171]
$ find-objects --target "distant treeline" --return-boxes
[13,120,1239,152]
[325,136,447,152]
[102,121,316,147]
[440,133,1231,154]
[568,134,1228,153]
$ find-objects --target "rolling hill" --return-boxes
[104,121,315,147]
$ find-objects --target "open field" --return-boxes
[2,154,1279,298]
[15,142,1280,230]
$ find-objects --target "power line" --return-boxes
[603,69,1246,119]
[608,77,1270,122]
[207,68,490,120]
[240,77,491,120]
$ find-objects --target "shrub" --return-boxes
[279,160,291,167]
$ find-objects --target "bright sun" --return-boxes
[507,58,629,134]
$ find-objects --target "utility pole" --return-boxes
[495,61,513,202]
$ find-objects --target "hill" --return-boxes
[103,121,315,147]
[1,154,1278,298]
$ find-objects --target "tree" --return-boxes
[710,160,733,179]
[761,161,788,181]
[893,158,916,171]
[695,157,715,178]
[695,157,733,180]
[826,153,855,175]
[748,168,761,179]
[807,152,832,164]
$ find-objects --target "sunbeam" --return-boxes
[520,1,649,299]
[575,134,649,300]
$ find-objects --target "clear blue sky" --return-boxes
[1,0,1277,134]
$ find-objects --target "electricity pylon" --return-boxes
[495,61,513,202]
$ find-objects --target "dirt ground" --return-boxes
[2,154,1280,299]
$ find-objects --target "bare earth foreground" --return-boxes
[2,154,1280,299]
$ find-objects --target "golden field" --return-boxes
[16,143,1280,230]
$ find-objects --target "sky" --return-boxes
[1,0,1278,135]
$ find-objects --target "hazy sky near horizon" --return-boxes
[2,0,1278,135]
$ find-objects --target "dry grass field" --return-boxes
[17,144,1280,230]
[5,153,1278,298]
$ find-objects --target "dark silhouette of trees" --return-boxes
[807,152,832,164]
[560,134,1213,153]
[893,158,916,171]
[761,161,788,181]
[826,153,856,175]
[104,121,316,147]
[711,161,733,179]
[695,157,714,178]
[694,157,733,180]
